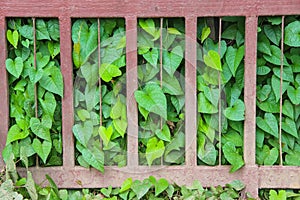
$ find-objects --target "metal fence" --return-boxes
[0,0,300,197]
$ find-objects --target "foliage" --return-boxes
[256,16,300,166]
[0,156,250,200]
[260,189,300,200]
[196,17,245,172]
[72,19,127,171]
[135,18,185,166]
[3,18,63,167]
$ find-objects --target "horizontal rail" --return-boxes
[0,0,300,17]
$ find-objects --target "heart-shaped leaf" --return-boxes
[72,121,93,147]
[139,19,160,40]
[263,24,281,46]
[282,118,298,138]
[257,85,271,102]
[225,45,244,77]
[282,100,294,119]
[271,75,289,102]
[284,21,300,47]
[28,68,43,84]
[256,113,278,138]
[6,124,29,144]
[36,19,51,40]
[143,48,159,67]
[131,179,152,199]
[134,82,167,119]
[146,137,165,166]
[155,178,169,196]
[257,66,271,76]
[119,178,132,193]
[204,50,222,71]
[198,92,218,114]
[110,97,124,119]
[7,29,19,48]
[113,118,127,137]
[32,138,52,163]
[155,124,171,142]
[77,109,90,122]
[287,86,300,105]
[38,92,57,117]
[201,26,211,43]
[30,117,52,141]
[197,134,217,165]
[21,39,30,48]
[99,125,113,147]
[263,45,289,66]
[224,99,245,121]
[99,63,122,82]
[222,142,244,173]
[162,46,183,77]
[273,66,294,83]
[39,66,64,97]
[81,62,98,88]
[81,147,104,172]
[36,52,50,69]
[47,41,60,59]
[72,20,98,68]
[6,57,24,78]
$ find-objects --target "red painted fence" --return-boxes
[0,0,300,197]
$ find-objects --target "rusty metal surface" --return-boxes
[244,16,258,166]
[126,16,139,167]
[1,0,300,17]
[0,0,299,197]
[185,16,197,167]
[59,16,75,168]
[0,16,8,168]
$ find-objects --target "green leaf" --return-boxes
[36,19,51,40]
[29,68,43,84]
[139,19,160,40]
[47,19,60,41]
[203,86,219,107]
[6,57,24,78]
[222,130,243,147]
[135,82,167,119]
[99,63,122,82]
[143,48,159,67]
[101,186,112,197]
[264,147,279,165]
[72,121,93,148]
[204,50,222,71]
[110,97,123,119]
[19,25,33,40]
[282,118,298,138]
[271,75,289,102]
[257,66,271,76]
[222,142,244,172]
[81,147,104,172]
[162,70,183,95]
[6,124,29,144]
[263,45,289,66]
[198,92,218,114]
[284,21,300,47]
[72,20,98,68]
[25,171,38,200]
[146,137,165,166]
[155,124,171,142]
[162,46,183,77]
[155,178,169,196]
[224,99,245,121]
[48,41,60,59]
[225,45,244,77]
[282,100,294,119]
[287,86,300,105]
[113,118,127,137]
[269,190,286,200]
[167,27,181,35]
[119,178,132,193]
[131,179,152,199]
[285,151,300,166]
[273,65,294,83]
[99,125,113,147]
[77,109,90,121]
[32,138,52,163]
[263,24,281,46]
[256,113,278,138]
[201,26,211,43]
[36,52,50,69]
[165,131,185,155]
[30,117,51,141]
[257,85,271,102]
[39,92,57,117]
[197,134,217,165]
[39,66,64,97]
[7,29,19,48]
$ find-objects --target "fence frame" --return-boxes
[1,0,300,197]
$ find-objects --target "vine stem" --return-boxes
[160,17,163,165]
[218,18,222,166]
[279,16,284,166]
[33,17,39,167]
[98,18,103,151]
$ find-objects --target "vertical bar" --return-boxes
[279,16,285,166]
[185,16,197,166]
[126,16,138,167]
[98,18,102,127]
[244,16,258,166]
[160,17,163,165]
[0,16,8,167]
[218,18,222,166]
[59,16,75,168]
